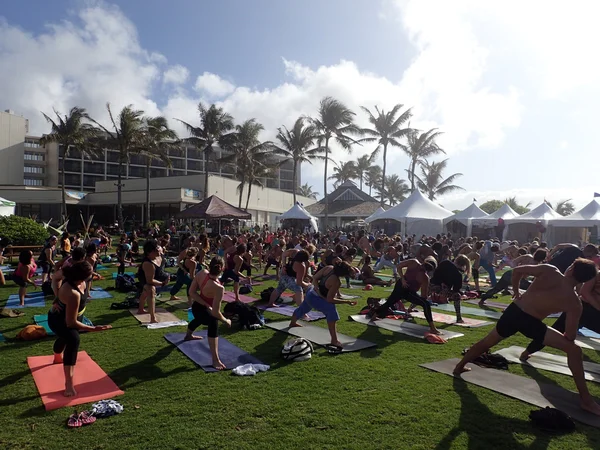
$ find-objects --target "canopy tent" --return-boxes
[443,203,488,237]
[175,195,251,220]
[375,190,452,236]
[365,206,386,223]
[504,202,561,243]
[277,202,318,232]
[0,196,15,217]
[548,200,600,245]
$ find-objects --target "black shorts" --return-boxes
[220,269,240,283]
[472,268,479,280]
[496,303,547,342]
[39,262,51,274]
[267,258,279,266]
[13,274,26,287]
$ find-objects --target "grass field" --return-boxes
[1,262,600,450]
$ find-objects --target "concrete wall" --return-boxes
[0,111,26,185]
[94,174,204,193]
[0,186,62,203]
[84,188,188,206]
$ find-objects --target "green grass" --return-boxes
[1,265,600,449]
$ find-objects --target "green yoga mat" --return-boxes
[33,314,93,336]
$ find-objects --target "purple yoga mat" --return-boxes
[164,331,264,372]
[258,304,325,321]
[222,292,256,304]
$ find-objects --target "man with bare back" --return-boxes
[454,259,600,415]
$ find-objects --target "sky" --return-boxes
[1,0,599,212]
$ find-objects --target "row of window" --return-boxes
[25,140,41,148]
[24,166,44,174]
[24,152,44,161]
[24,178,43,186]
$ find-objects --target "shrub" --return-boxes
[0,215,49,246]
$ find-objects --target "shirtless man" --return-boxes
[263,243,283,278]
[357,231,372,267]
[454,259,600,415]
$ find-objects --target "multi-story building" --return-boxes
[0,110,28,186]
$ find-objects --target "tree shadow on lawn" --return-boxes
[0,369,39,409]
[434,377,553,450]
[349,317,419,358]
[239,327,292,371]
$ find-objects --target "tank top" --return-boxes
[138,257,167,284]
[226,252,235,270]
[318,269,336,298]
[51,281,89,317]
[285,261,296,278]
[15,262,37,278]
[198,274,221,308]
[403,265,424,291]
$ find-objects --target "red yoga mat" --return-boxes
[222,291,256,304]
[27,351,124,411]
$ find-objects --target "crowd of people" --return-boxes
[4,224,600,414]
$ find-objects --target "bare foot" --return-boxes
[331,340,343,348]
[170,296,180,301]
[456,319,465,324]
[581,400,600,416]
[519,350,531,361]
[266,303,279,308]
[64,386,77,397]
[184,334,203,341]
[289,322,302,328]
[137,309,148,314]
[212,360,226,370]
[453,365,471,376]
[149,319,159,324]
[478,300,486,307]
[20,302,25,306]
[53,353,63,364]
[430,328,442,335]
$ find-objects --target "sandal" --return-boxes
[324,344,343,354]
[79,410,96,425]
[67,413,82,428]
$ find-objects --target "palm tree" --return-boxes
[89,104,147,230]
[297,183,319,199]
[272,117,322,203]
[220,119,273,209]
[414,159,464,200]
[310,96,360,229]
[360,104,412,204]
[176,103,234,200]
[503,196,531,215]
[365,165,382,197]
[354,154,376,191]
[139,117,179,226]
[40,107,100,220]
[400,128,444,192]
[548,199,575,216]
[377,174,410,205]
[328,161,357,188]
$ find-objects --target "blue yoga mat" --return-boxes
[96,264,108,270]
[0,333,5,342]
[112,272,135,279]
[6,291,46,308]
[579,328,600,339]
[88,288,112,299]
[164,331,264,372]
[34,314,93,335]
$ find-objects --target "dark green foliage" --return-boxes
[0,215,48,245]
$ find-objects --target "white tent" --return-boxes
[0,196,15,217]
[471,204,519,227]
[548,200,600,245]
[504,202,561,243]
[443,203,488,237]
[376,190,452,236]
[278,203,318,231]
[365,206,386,223]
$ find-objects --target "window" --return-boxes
[151,158,167,168]
[84,161,104,175]
[67,148,82,159]
[171,158,185,169]
[188,148,202,160]
[172,170,186,177]
[280,180,294,192]
[24,166,44,174]
[267,178,278,189]
[106,151,120,163]
[279,169,294,182]
[168,148,184,157]
[221,164,235,175]
[64,174,81,187]
[20,204,41,216]
[89,150,106,162]
[128,166,145,178]
[83,175,104,187]
[129,154,145,166]
[25,139,40,148]
[62,160,81,173]
[24,178,43,186]
[333,189,364,202]
[24,152,44,161]
[187,160,203,171]
[150,168,166,178]
[280,160,294,170]
[107,164,122,176]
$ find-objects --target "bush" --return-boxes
[0,215,49,246]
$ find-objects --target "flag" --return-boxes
[595,192,600,198]
[473,198,477,202]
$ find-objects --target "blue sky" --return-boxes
[1,0,600,211]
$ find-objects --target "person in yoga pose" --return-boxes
[39,235,58,283]
[52,247,86,297]
[169,247,199,304]
[429,255,471,323]
[137,240,169,324]
[479,249,547,305]
[547,243,599,273]
[48,261,112,397]
[454,259,600,416]
[371,256,441,334]
[186,256,232,370]
[289,261,358,349]
[169,236,197,301]
[360,256,393,286]
[220,244,248,302]
[479,241,500,286]
[267,250,310,307]
[13,250,37,306]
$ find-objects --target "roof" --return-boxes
[443,202,488,225]
[0,196,16,207]
[487,204,519,220]
[365,206,386,223]
[376,190,452,221]
[278,203,315,220]
[550,200,600,227]
[505,202,561,223]
[321,180,379,204]
[175,195,251,219]
[305,201,383,217]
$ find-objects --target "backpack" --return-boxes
[281,338,313,361]
[110,292,139,310]
[115,274,137,293]
[239,284,253,295]
[41,281,54,297]
[260,287,276,303]
[223,302,264,330]
[529,407,575,433]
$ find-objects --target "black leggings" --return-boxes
[117,258,125,275]
[481,270,531,300]
[380,282,434,323]
[47,312,80,366]
[188,301,219,338]
[525,302,600,354]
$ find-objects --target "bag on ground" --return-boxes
[281,338,313,361]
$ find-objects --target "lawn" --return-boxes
[1,264,600,450]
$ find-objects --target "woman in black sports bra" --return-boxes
[48,261,112,397]
[137,240,170,323]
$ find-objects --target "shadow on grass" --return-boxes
[435,377,553,450]
[252,328,292,370]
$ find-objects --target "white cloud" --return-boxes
[194,72,235,97]
[163,65,189,85]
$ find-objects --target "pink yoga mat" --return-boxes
[411,311,492,328]
[222,291,256,304]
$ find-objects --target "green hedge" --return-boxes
[0,215,49,246]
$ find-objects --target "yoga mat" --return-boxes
[88,288,112,299]
[6,292,46,308]
[349,315,464,340]
[257,304,325,321]
[432,303,503,320]
[165,331,264,372]
[0,265,11,271]
[96,264,108,270]
[0,333,5,343]
[576,336,600,351]
[146,320,188,329]
[495,346,600,383]
[129,308,183,325]
[34,314,94,336]
[27,351,124,411]
[580,328,600,339]
[222,291,256,304]
[163,298,190,310]
[111,272,135,279]
[465,300,561,318]
[421,358,600,428]
[265,320,377,352]
[410,310,492,328]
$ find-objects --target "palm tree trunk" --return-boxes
[60,150,67,221]
[323,136,330,231]
[203,148,209,200]
[359,172,363,191]
[238,183,244,209]
[380,143,387,206]
[145,160,151,227]
[292,160,297,204]
[245,183,252,211]
[117,158,124,231]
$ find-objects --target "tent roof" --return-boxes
[486,203,519,220]
[550,200,600,227]
[175,195,251,219]
[376,190,452,222]
[505,202,561,223]
[444,203,488,225]
[365,206,386,223]
[0,196,16,207]
[278,203,315,220]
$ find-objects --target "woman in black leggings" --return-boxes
[185,256,232,370]
[48,261,112,397]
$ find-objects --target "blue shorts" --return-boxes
[220,269,240,283]
[294,288,339,322]
[276,275,302,294]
